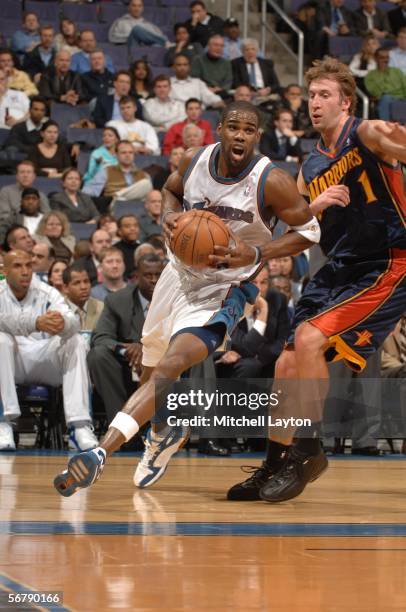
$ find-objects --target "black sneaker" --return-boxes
[259,447,328,503]
[227,463,272,501]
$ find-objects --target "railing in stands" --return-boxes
[356,87,369,120]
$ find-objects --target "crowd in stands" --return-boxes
[0,0,404,455]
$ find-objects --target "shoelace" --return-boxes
[240,464,270,483]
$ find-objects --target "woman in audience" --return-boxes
[28,120,72,178]
[83,127,119,185]
[349,35,379,91]
[130,60,153,101]
[48,259,68,293]
[50,168,99,223]
[54,19,81,55]
[97,213,119,243]
[35,211,75,264]
[164,23,202,67]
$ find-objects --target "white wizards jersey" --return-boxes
[169,143,276,291]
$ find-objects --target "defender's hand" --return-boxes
[311,184,350,215]
[208,232,257,269]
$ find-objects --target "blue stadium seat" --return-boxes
[34,177,62,195]
[135,155,168,169]
[67,128,104,148]
[62,2,100,22]
[202,110,220,131]
[3,19,27,43]
[129,46,167,66]
[273,160,300,177]
[173,7,190,23]
[75,22,111,43]
[150,66,174,79]
[329,36,362,59]
[70,222,97,240]
[113,200,146,218]
[391,100,406,124]
[99,43,129,70]
[25,1,60,21]
[0,129,10,147]
[99,3,127,23]
[50,103,91,135]
[78,151,91,175]
[2,0,23,19]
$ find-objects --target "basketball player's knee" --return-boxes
[275,350,296,379]
[153,352,191,381]
[295,323,325,356]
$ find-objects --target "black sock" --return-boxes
[296,437,322,456]
[265,440,290,470]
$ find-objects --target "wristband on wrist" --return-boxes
[253,246,263,265]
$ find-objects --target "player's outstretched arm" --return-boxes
[161,147,201,242]
[357,120,406,165]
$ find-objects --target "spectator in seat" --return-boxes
[11,13,41,59]
[54,19,80,56]
[0,161,50,234]
[388,0,406,36]
[23,26,56,82]
[62,263,104,332]
[143,75,187,132]
[365,47,406,119]
[0,249,98,451]
[354,0,391,39]
[170,54,224,109]
[215,265,290,378]
[232,38,280,96]
[38,50,86,106]
[164,23,203,68]
[2,97,49,162]
[50,168,99,224]
[97,214,119,244]
[142,145,185,190]
[389,27,406,74]
[269,274,294,322]
[191,35,233,100]
[259,108,303,162]
[349,34,380,90]
[76,228,112,286]
[107,96,160,155]
[162,97,213,155]
[82,50,115,102]
[3,224,34,254]
[182,123,204,149]
[115,214,141,278]
[109,0,168,47]
[138,189,162,242]
[34,211,75,264]
[83,127,119,185]
[87,253,164,423]
[4,187,44,239]
[312,0,356,60]
[0,70,30,130]
[83,141,152,211]
[186,1,224,48]
[280,83,316,138]
[28,120,72,178]
[0,49,38,98]
[91,247,127,302]
[32,242,55,282]
[234,85,254,102]
[223,18,243,60]
[48,259,68,292]
[71,30,114,75]
[92,70,143,129]
[129,59,153,101]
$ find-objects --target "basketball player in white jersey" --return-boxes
[54,101,325,497]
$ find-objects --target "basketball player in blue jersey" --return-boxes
[226,58,406,503]
[53,101,341,497]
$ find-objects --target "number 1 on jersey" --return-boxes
[358,170,377,204]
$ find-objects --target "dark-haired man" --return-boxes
[92,70,143,128]
[2,97,48,160]
[54,100,324,497]
[63,263,104,331]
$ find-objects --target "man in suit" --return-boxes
[77,229,112,286]
[62,262,104,332]
[23,25,56,80]
[92,70,143,128]
[312,0,356,59]
[231,38,280,95]
[388,0,406,36]
[87,254,164,422]
[215,266,290,379]
[354,0,391,39]
[259,108,303,162]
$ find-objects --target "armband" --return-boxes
[291,217,320,244]
[110,411,140,441]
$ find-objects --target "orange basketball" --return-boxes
[170,209,230,269]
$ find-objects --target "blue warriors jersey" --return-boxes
[302,116,406,259]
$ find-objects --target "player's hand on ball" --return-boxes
[163,211,182,243]
[208,231,257,269]
[311,184,350,214]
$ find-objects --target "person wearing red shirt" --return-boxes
[162,97,214,155]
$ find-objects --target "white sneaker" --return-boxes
[68,424,98,451]
[0,422,16,451]
[133,426,190,488]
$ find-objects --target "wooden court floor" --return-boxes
[1,453,406,612]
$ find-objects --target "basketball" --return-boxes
[170,209,230,268]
